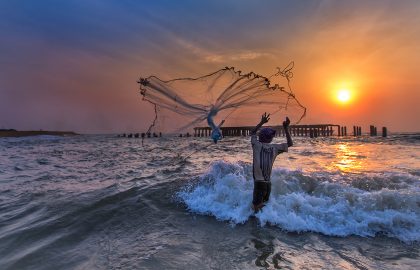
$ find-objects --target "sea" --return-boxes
[0,133,419,270]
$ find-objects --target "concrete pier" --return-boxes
[194,124,341,137]
[382,127,388,137]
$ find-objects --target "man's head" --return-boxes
[258,127,276,143]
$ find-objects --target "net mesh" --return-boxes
[138,62,306,134]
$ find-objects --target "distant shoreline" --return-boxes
[0,130,79,137]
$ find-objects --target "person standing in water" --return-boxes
[251,112,293,212]
[207,108,225,144]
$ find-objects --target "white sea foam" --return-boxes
[178,160,420,242]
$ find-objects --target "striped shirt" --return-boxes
[251,134,288,182]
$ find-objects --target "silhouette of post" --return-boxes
[382,127,387,137]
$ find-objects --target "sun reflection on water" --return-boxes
[333,143,364,172]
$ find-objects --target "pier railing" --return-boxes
[194,124,340,138]
[118,125,388,138]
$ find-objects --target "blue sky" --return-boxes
[1,0,419,132]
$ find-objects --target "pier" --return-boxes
[194,124,340,138]
[118,124,388,139]
[193,124,388,138]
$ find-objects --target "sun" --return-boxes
[337,89,351,103]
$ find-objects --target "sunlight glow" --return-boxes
[337,89,351,103]
[334,143,363,172]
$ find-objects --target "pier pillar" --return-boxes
[370,125,376,136]
[382,127,387,137]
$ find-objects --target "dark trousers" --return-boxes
[252,181,271,206]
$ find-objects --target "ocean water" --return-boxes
[0,134,419,269]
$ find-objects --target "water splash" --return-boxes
[177,161,420,242]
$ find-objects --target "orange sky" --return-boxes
[1,1,419,133]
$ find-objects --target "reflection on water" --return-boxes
[1,135,419,269]
[333,143,364,173]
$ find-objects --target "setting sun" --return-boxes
[337,89,351,103]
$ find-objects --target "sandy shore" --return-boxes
[0,130,78,137]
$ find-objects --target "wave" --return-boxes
[177,161,420,242]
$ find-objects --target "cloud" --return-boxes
[173,35,271,63]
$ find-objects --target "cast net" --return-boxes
[138,62,306,135]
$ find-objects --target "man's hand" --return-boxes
[283,117,290,127]
[261,112,270,124]
[251,112,270,135]
[283,116,293,147]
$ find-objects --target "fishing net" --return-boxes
[138,62,306,135]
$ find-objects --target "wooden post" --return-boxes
[382,127,387,137]
[370,125,377,136]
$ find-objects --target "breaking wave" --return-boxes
[178,161,420,242]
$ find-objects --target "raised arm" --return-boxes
[251,112,270,135]
[283,117,293,147]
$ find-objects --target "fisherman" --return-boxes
[251,112,293,212]
[207,108,225,144]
